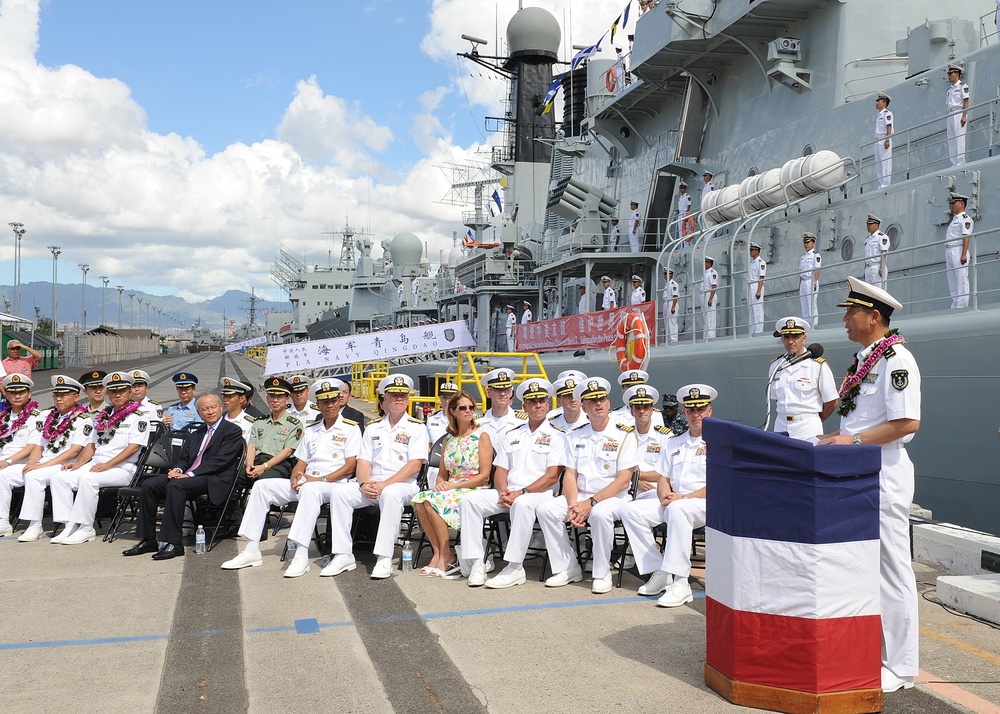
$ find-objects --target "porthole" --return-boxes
[841,236,854,261]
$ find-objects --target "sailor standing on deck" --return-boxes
[663,268,679,342]
[945,65,970,166]
[628,201,643,253]
[767,317,838,442]
[521,301,532,324]
[702,257,719,339]
[799,233,821,327]
[608,218,621,252]
[748,243,766,334]
[629,275,646,305]
[677,183,694,239]
[818,278,921,693]
[505,305,516,351]
[874,92,893,187]
[601,276,617,310]
[864,214,890,286]
[578,285,588,315]
[945,192,973,309]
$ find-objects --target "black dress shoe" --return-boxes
[123,539,160,557]
[151,543,185,560]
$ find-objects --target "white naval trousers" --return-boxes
[864,263,883,286]
[747,285,764,334]
[506,333,515,352]
[17,464,64,522]
[459,489,554,563]
[664,304,678,342]
[328,481,418,558]
[879,446,919,679]
[774,412,824,442]
[536,492,625,579]
[628,232,641,253]
[702,294,717,339]
[621,497,706,578]
[0,464,27,523]
[799,278,818,326]
[236,478,298,544]
[946,111,966,166]
[287,481,352,548]
[945,246,969,309]
[52,463,133,527]
[874,136,892,187]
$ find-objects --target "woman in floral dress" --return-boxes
[412,391,492,577]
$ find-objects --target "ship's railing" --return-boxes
[843,54,909,103]
[651,223,999,344]
[855,94,1000,193]
[980,10,1000,45]
[451,351,550,412]
[350,361,391,404]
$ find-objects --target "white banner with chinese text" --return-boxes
[262,321,475,376]
[225,336,268,353]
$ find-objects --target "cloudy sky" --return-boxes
[0,0,628,306]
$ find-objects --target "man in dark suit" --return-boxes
[338,379,367,433]
[123,393,244,560]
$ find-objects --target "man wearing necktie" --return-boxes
[124,393,244,560]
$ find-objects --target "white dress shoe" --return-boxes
[0,520,12,537]
[638,570,671,596]
[221,550,264,570]
[656,581,694,608]
[370,555,393,579]
[486,565,526,589]
[545,564,584,587]
[50,523,78,544]
[18,523,45,542]
[467,561,487,587]
[283,558,311,578]
[61,526,97,545]
[592,574,613,594]
[881,667,914,693]
[320,554,356,577]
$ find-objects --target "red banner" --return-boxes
[515,301,657,353]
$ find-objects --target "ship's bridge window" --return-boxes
[886,224,902,251]
[840,236,855,261]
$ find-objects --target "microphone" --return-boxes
[779,343,824,371]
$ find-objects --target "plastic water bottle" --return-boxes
[287,540,297,557]
[401,540,413,573]
[195,525,206,555]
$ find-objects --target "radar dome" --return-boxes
[390,232,423,265]
[507,7,560,60]
[448,246,464,267]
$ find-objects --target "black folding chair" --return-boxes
[571,468,641,588]
[190,440,249,552]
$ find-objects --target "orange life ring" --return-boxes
[612,311,650,371]
[605,67,618,93]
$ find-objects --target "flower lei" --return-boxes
[838,329,903,416]
[0,400,39,446]
[94,401,142,445]
[42,405,88,453]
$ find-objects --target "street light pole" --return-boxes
[128,294,135,328]
[137,298,144,329]
[9,222,26,315]
[116,286,124,328]
[99,276,109,327]
[79,264,90,331]
[48,246,61,339]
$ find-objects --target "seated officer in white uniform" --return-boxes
[477,368,527,443]
[287,374,320,424]
[622,383,714,607]
[611,370,664,429]
[623,384,672,501]
[326,374,429,579]
[0,375,42,537]
[129,370,163,424]
[221,379,360,575]
[536,377,639,594]
[767,317,838,442]
[51,371,150,545]
[16,376,90,541]
[220,378,256,441]
[548,374,589,431]
[459,379,566,588]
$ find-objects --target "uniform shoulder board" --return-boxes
[654,425,673,435]
[550,424,565,433]
[884,346,896,359]
[813,356,826,364]
[286,415,301,425]
[368,416,384,424]
[547,413,559,420]
[616,423,635,433]
[148,399,160,405]
[30,408,40,416]
[341,417,358,426]
[245,414,257,422]
[769,354,783,364]
[308,415,324,427]
[571,423,589,431]
[515,410,528,419]
[407,415,425,424]
[73,410,90,420]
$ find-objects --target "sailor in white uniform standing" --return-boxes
[945,192,973,309]
[874,91,893,187]
[628,201,643,253]
[677,183,694,239]
[864,214,890,286]
[601,276,617,310]
[702,256,719,339]
[608,218,621,252]
[520,301,532,324]
[945,65,970,166]
[818,278,921,693]
[748,242,766,334]
[577,285,588,315]
[663,267,679,342]
[629,275,646,305]
[504,305,516,351]
[767,317,839,442]
[799,233,821,327]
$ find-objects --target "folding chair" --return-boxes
[571,468,641,588]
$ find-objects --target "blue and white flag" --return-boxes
[488,188,503,217]
[571,33,607,71]
[539,77,562,115]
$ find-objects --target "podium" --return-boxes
[702,419,884,714]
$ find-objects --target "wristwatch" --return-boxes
[853,433,863,445]
[589,496,598,507]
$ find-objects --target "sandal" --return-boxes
[439,563,463,580]
[419,565,436,576]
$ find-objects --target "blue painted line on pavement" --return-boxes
[294,618,321,634]
[0,634,169,651]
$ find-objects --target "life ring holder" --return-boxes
[611,309,650,372]
[605,67,618,93]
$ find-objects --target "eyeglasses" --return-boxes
[453,405,475,412]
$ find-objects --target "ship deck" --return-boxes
[2,353,998,714]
